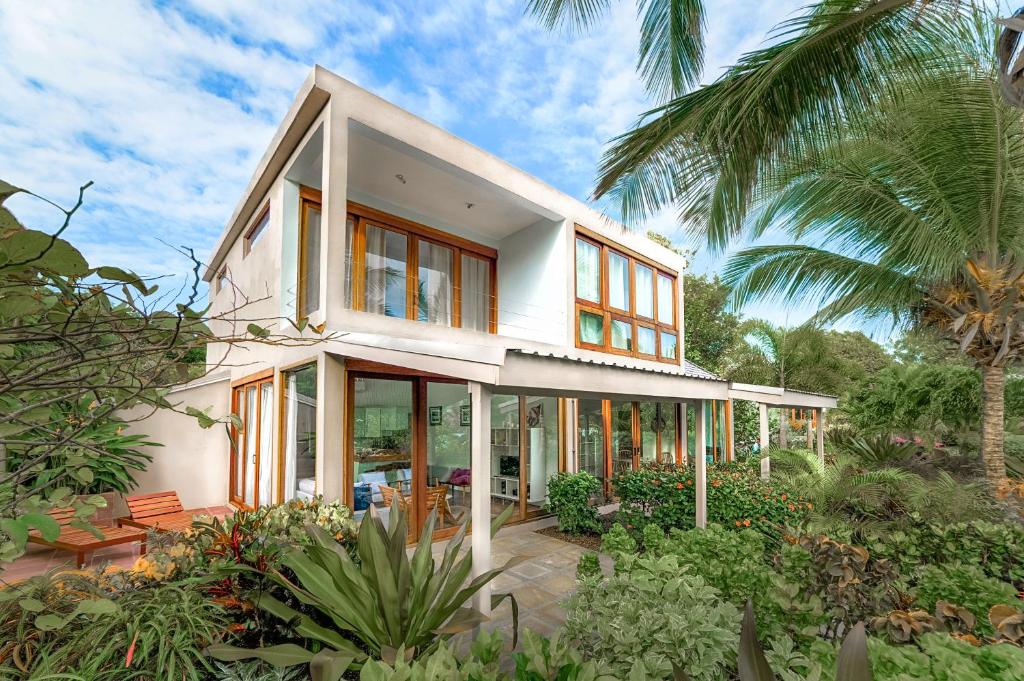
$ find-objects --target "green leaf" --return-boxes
[186,406,217,429]
[205,643,314,666]
[0,179,22,204]
[73,598,119,617]
[737,600,776,681]
[74,467,95,484]
[310,649,357,681]
[23,512,60,542]
[19,597,46,612]
[835,622,872,681]
[70,519,105,540]
[247,323,270,339]
[0,519,28,547]
[35,614,68,631]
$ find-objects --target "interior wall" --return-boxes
[496,218,567,345]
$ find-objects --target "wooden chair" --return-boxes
[118,491,205,533]
[28,507,147,569]
[379,484,462,528]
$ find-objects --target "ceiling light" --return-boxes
[395,174,406,184]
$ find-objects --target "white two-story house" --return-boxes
[130,67,835,594]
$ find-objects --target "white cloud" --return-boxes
[0,0,804,315]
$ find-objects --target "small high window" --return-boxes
[243,204,270,255]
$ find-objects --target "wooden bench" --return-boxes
[118,491,205,533]
[28,507,147,569]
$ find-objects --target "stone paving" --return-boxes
[434,515,593,648]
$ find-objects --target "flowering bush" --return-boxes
[613,462,809,535]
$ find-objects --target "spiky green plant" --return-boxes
[208,502,519,681]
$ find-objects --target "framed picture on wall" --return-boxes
[428,406,442,426]
[460,404,471,427]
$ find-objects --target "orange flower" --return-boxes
[711,479,722,488]
[743,519,751,527]
[781,494,788,501]
[675,482,684,489]
[807,502,814,510]
[788,503,796,512]
[735,520,742,527]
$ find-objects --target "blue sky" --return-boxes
[2,0,830,328]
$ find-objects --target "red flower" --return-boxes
[735,520,742,527]
[781,494,788,501]
[675,482,684,489]
[743,519,751,527]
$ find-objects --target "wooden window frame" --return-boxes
[229,370,275,511]
[215,267,229,295]
[296,187,323,322]
[346,202,497,333]
[574,226,680,364]
[243,202,270,257]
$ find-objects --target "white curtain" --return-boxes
[657,274,674,324]
[243,386,256,507]
[636,264,654,318]
[461,254,489,331]
[365,225,407,317]
[258,382,274,506]
[284,373,298,501]
[608,252,629,310]
[344,217,354,309]
[301,204,321,317]
[575,239,600,302]
[417,241,452,325]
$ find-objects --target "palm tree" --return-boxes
[721,320,842,446]
[527,2,1024,249]
[721,22,1024,485]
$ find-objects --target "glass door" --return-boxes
[351,376,415,534]
[639,402,678,465]
[610,401,637,477]
[425,381,470,533]
[523,396,559,517]
[230,376,274,510]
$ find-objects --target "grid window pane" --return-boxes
[608,251,630,311]
[657,273,674,324]
[635,264,654,318]
[660,331,678,359]
[611,319,632,351]
[417,240,453,325]
[365,225,408,317]
[461,254,490,332]
[575,238,600,303]
[637,326,656,355]
[579,310,604,345]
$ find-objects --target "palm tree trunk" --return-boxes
[980,364,1007,486]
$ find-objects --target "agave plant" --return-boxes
[208,501,520,681]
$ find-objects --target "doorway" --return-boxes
[230,374,275,510]
[347,369,469,540]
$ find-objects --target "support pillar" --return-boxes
[468,382,493,615]
[816,407,826,465]
[758,402,770,452]
[679,402,689,466]
[806,410,814,449]
[779,409,788,448]
[725,400,734,462]
[694,400,707,529]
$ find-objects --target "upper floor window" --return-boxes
[215,267,229,295]
[346,202,496,333]
[574,228,679,363]
[297,187,322,320]
[244,204,270,255]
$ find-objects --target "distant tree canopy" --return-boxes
[682,273,737,375]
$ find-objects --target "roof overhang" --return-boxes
[728,382,838,409]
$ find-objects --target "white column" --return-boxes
[468,381,493,615]
[758,402,770,452]
[679,402,688,466]
[816,408,826,465]
[317,99,349,328]
[564,398,578,474]
[806,412,814,449]
[694,400,707,529]
[317,353,345,501]
[726,400,735,462]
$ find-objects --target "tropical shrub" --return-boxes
[614,462,808,534]
[210,660,307,681]
[656,524,774,614]
[564,554,739,680]
[869,631,1024,680]
[546,471,601,534]
[209,504,519,678]
[1,576,227,680]
[576,551,601,581]
[599,523,636,558]
[913,564,1020,636]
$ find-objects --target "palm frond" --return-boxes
[637,0,705,98]
[524,0,611,32]
[597,0,966,251]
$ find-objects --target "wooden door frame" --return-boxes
[229,375,274,511]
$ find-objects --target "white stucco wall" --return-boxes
[120,375,232,510]
[496,218,567,346]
